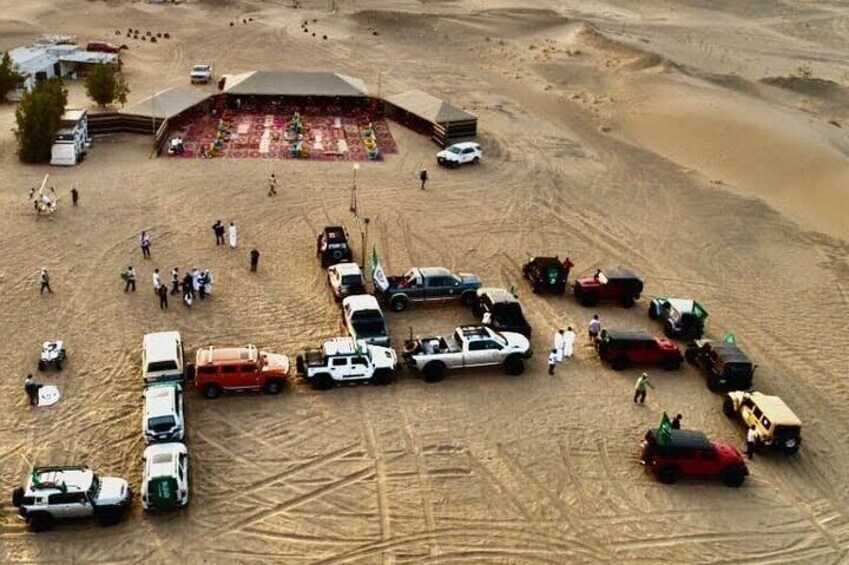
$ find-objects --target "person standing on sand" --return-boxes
[157,284,168,310]
[553,329,565,363]
[268,174,277,197]
[152,269,162,293]
[563,326,576,358]
[170,268,180,295]
[588,314,601,343]
[746,425,759,459]
[250,248,260,272]
[419,169,428,190]
[212,220,225,245]
[71,187,79,207]
[25,374,40,406]
[140,231,151,259]
[123,266,136,292]
[229,222,238,248]
[191,268,200,296]
[182,274,193,305]
[548,349,558,376]
[634,373,654,404]
[39,268,53,294]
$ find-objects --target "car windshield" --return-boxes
[774,425,800,439]
[147,360,178,373]
[352,313,386,336]
[449,146,462,154]
[725,363,751,377]
[341,274,362,286]
[87,475,101,500]
[191,66,209,72]
[148,416,176,432]
[488,331,508,347]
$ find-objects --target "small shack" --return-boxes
[383,89,477,147]
[51,109,90,166]
[113,87,213,149]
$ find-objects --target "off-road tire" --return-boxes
[28,512,54,533]
[722,466,747,487]
[657,467,679,485]
[472,156,480,164]
[503,355,525,376]
[784,442,800,455]
[663,322,677,339]
[389,295,409,312]
[664,358,682,371]
[55,360,62,371]
[372,369,392,386]
[580,292,598,307]
[97,509,121,527]
[707,373,723,393]
[203,383,223,400]
[531,281,541,294]
[648,304,659,320]
[684,347,697,365]
[12,487,24,507]
[612,357,629,371]
[185,363,196,383]
[423,362,445,383]
[37,360,46,371]
[461,291,477,307]
[621,296,635,308]
[722,396,736,418]
[264,379,284,395]
[295,355,306,376]
[554,283,566,295]
[310,373,334,391]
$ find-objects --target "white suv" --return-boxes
[437,142,482,167]
[295,337,397,390]
[141,443,190,511]
[12,466,132,532]
[142,331,185,385]
[342,294,389,346]
[327,262,366,301]
[190,64,213,84]
[143,384,185,444]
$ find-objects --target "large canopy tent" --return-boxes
[119,87,214,122]
[383,89,477,147]
[221,71,369,110]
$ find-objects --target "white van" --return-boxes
[142,384,185,444]
[142,331,185,385]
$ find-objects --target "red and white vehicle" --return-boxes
[191,344,289,399]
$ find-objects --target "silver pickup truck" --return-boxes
[402,325,532,382]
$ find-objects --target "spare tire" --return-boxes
[12,487,24,507]
[295,355,306,375]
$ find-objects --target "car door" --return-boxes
[49,492,91,518]
[240,362,260,388]
[465,340,493,367]
[349,356,370,379]
[218,364,238,389]
[329,356,348,380]
[423,275,441,301]
[697,448,722,477]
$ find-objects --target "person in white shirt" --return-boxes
[746,425,759,459]
[548,349,558,375]
[229,222,238,248]
[563,326,576,358]
[588,314,601,343]
[152,269,162,292]
[553,330,565,363]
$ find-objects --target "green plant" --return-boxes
[84,64,130,107]
[0,51,25,101]
[14,78,68,163]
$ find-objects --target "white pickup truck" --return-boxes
[402,325,532,382]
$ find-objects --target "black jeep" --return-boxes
[473,288,532,338]
[685,339,755,392]
[521,256,571,294]
[317,226,354,268]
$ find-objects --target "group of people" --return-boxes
[547,327,577,375]
[123,265,214,309]
[211,220,238,248]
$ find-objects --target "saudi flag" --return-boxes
[724,332,736,344]
[372,247,389,291]
[657,412,673,445]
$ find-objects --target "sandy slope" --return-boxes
[0,0,848,563]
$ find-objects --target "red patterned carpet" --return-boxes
[169,105,397,161]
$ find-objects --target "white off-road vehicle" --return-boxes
[141,443,189,511]
[142,331,185,385]
[403,325,532,382]
[189,64,213,84]
[12,466,132,532]
[142,384,185,444]
[436,141,482,168]
[295,337,397,390]
[327,262,366,301]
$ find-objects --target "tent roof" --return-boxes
[384,89,476,124]
[223,71,368,97]
[119,87,212,119]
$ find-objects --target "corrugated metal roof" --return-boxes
[385,89,476,124]
[119,87,212,119]
[223,71,368,97]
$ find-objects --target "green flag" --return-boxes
[657,412,673,445]
[724,332,736,344]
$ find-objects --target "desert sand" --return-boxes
[1,0,848,563]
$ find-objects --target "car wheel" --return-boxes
[28,512,54,533]
[581,293,598,307]
[295,355,306,376]
[473,156,480,164]
[185,363,196,383]
[722,466,747,487]
[684,347,697,365]
[372,369,392,386]
[461,292,476,307]
[706,374,723,393]
[621,296,635,308]
[423,362,445,383]
[722,396,736,418]
[657,467,679,485]
[503,355,525,376]
[264,379,284,395]
[97,510,121,527]
[648,304,659,320]
[531,281,541,294]
[12,487,24,507]
[311,373,334,391]
[203,383,223,400]
[554,283,566,295]
[612,357,628,371]
[663,358,681,371]
[784,441,800,455]
[37,360,46,371]
[389,296,409,312]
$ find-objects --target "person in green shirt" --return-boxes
[634,373,654,404]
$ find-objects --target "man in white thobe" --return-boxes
[229,222,238,248]
[553,330,565,363]
[563,326,576,358]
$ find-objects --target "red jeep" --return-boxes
[640,428,749,487]
[86,41,122,54]
[596,329,683,370]
[191,345,290,399]
[573,268,643,307]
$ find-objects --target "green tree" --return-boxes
[84,64,130,107]
[14,78,68,163]
[0,51,25,102]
